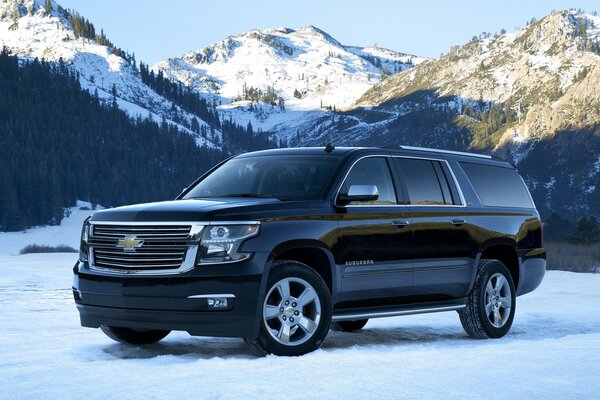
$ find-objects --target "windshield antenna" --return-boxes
[324,143,335,153]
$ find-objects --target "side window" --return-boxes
[341,157,397,205]
[460,162,533,208]
[395,158,448,205]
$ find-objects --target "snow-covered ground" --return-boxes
[1,208,599,399]
[0,201,96,256]
[1,255,598,399]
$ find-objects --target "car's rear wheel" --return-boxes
[330,319,369,332]
[244,260,332,356]
[459,259,516,339]
[100,325,170,345]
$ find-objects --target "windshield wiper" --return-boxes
[187,193,287,200]
[225,193,287,200]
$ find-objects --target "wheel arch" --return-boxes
[267,240,339,301]
[472,241,521,292]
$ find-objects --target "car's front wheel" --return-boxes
[459,259,516,339]
[244,260,332,356]
[100,325,170,345]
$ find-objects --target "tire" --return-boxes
[244,260,332,356]
[459,259,516,339]
[100,325,170,345]
[330,319,368,332]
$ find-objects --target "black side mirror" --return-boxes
[337,184,379,205]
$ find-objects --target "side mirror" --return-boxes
[337,185,379,205]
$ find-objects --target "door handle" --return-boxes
[392,220,410,227]
[451,219,467,226]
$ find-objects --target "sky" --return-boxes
[59,0,599,64]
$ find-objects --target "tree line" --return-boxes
[544,213,600,244]
[139,63,276,152]
[0,49,231,231]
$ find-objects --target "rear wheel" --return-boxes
[100,325,170,345]
[330,319,368,332]
[459,259,516,339]
[244,260,332,356]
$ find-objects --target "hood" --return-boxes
[89,198,322,223]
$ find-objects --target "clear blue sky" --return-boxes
[59,0,599,64]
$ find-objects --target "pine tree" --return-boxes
[44,0,52,15]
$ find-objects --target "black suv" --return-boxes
[74,146,545,356]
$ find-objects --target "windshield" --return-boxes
[183,155,342,201]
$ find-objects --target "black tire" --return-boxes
[330,319,369,332]
[459,259,516,339]
[100,325,170,345]
[244,260,332,356]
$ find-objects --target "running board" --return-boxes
[332,299,466,321]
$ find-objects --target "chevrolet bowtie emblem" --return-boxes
[116,236,144,252]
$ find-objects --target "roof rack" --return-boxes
[399,145,492,159]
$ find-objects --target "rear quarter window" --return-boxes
[460,162,533,208]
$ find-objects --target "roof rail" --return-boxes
[399,145,492,159]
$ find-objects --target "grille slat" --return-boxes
[90,223,194,272]
[93,225,191,240]
[94,255,184,263]
[94,250,185,257]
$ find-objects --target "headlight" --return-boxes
[79,218,90,263]
[197,224,259,264]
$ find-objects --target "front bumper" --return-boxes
[73,252,270,338]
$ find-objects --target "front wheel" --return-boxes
[244,260,332,356]
[100,325,170,345]
[459,259,516,339]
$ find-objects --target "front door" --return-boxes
[335,156,413,304]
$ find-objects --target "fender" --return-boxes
[268,239,341,303]
[467,238,521,294]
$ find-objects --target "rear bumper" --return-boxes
[73,252,270,338]
[517,255,546,296]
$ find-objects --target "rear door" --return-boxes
[335,156,413,304]
[393,157,473,299]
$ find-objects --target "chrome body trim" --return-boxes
[332,304,466,321]
[187,294,236,299]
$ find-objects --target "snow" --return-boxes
[1,212,600,399]
[0,0,220,148]
[0,201,96,256]
[152,25,428,141]
[0,255,598,399]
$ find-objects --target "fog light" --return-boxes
[207,297,228,308]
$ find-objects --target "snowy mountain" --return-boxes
[152,25,427,137]
[0,0,220,147]
[286,10,600,219]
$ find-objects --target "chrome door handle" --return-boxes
[392,220,410,227]
[451,219,467,226]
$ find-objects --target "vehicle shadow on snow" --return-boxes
[100,336,257,360]
[98,316,600,360]
[99,325,470,361]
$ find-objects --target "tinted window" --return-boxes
[460,162,533,208]
[341,157,396,205]
[395,158,446,205]
[183,155,341,201]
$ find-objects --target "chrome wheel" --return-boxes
[263,277,322,346]
[485,273,512,328]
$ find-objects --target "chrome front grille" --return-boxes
[89,223,198,274]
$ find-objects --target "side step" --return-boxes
[332,299,467,321]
